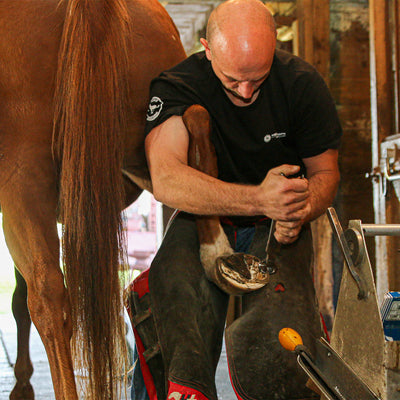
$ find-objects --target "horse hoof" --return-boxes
[10,382,34,400]
[213,253,270,295]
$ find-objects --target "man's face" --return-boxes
[211,58,271,105]
[201,35,275,106]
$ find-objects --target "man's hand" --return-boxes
[258,164,311,245]
[259,164,310,222]
[274,203,311,244]
[270,149,340,245]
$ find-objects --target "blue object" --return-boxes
[381,292,400,341]
[235,226,256,253]
[131,345,150,400]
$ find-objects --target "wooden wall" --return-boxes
[295,0,373,327]
[329,0,375,306]
[370,0,400,299]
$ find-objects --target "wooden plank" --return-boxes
[297,0,334,326]
[296,0,314,68]
[311,0,330,79]
[370,0,395,141]
[370,0,399,300]
[394,0,400,132]
[296,0,330,79]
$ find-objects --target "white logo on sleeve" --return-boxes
[264,132,286,143]
[146,96,164,121]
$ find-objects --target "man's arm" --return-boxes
[145,115,310,220]
[274,148,340,244]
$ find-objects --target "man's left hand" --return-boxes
[274,220,303,244]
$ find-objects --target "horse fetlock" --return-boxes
[10,381,34,400]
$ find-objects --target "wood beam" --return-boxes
[370,0,399,300]
[296,0,334,327]
[296,0,330,80]
[392,0,400,132]
[370,0,395,142]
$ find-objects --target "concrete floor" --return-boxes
[0,312,236,400]
[0,313,55,400]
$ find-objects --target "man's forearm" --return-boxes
[305,169,340,223]
[151,163,262,216]
[302,148,340,223]
[274,149,340,244]
[150,160,310,221]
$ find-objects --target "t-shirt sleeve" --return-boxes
[144,75,198,136]
[291,71,342,158]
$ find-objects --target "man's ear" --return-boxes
[200,38,212,61]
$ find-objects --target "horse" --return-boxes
[0,0,186,398]
[2,1,272,397]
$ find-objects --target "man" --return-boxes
[133,0,341,399]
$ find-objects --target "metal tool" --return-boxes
[260,219,277,275]
[327,207,400,301]
[261,172,304,274]
[264,219,276,259]
[279,328,381,400]
[326,207,368,300]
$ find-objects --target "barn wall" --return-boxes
[329,0,375,306]
[330,1,373,231]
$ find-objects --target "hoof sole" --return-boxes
[213,253,270,295]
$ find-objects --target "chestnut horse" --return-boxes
[0,0,185,399]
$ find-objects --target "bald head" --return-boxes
[200,0,277,106]
[206,0,276,47]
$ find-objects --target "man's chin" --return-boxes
[238,96,254,104]
[226,89,258,104]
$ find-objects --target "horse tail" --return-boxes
[53,1,130,398]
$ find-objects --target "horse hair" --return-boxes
[53,0,131,398]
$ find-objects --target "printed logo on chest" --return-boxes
[264,132,287,143]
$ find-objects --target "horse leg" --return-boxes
[1,168,77,400]
[182,105,270,295]
[182,106,233,277]
[10,268,34,400]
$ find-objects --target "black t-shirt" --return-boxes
[145,49,342,186]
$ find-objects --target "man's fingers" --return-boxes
[282,191,309,206]
[289,178,309,193]
[269,205,305,222]
[272,164,301,177]
[274,230,299,244]
[276,220,302,233]
[272,166,308,193]
[274,221,302,244]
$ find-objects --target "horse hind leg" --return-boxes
[1,175,78,400]
[182,105,270,295]
[10,268,34,400]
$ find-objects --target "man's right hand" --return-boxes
[258,164,309,222]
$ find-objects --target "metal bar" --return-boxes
[384,158,400,181]
[362,224,400,236]
[326,208,367,299]
[264,219,276,258]
[297,353,339,400]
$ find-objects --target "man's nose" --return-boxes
[237,81,254,99]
